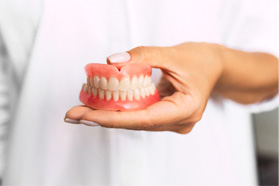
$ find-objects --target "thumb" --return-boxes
[107,46,169,69]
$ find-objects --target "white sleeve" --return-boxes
[0,0,42,177]
[0,35,10,177]
[221,0,279,113]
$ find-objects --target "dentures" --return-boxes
[79,63,160,111]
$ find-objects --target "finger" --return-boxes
[81,92,196,130]
[107,46,172,70]
[65,105,93,121]
[119,123,195,134]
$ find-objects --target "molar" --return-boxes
[145,87,150,96]
[87,77,90,86]
[100,77,107,90]
[108,77,119,91]
[90,77,94,87]
[143,75,149,87]
[83,84,88,93]
[147,77,152,86]
[88,86,92,94]
[149,83,156,95]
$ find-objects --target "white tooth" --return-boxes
[120,91,126,101]
[143,75,148,87]
[145,87,150,96]
[100,77,107,90]
[147,76,152,85]
[98,89,104,99]
[113,91,119,101]
[127,90,133,101]
[83,84,88,93]
[151,83,156,91]
[108,77,119,91]
[134,88,140,100]
[94,76,100,88]
[92,87,98,96]
[87,77,90,85]
[130,76,138,90]
[88,86,92,94]
[140,88,146,98]
[150,83,156,95]
[90,77,94,87]
[105,90,112,101]
[149,86,155,95]
[119,77,130,91]
[138,75,144,88]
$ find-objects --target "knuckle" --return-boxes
[134,46,147,61]
[189,110,203,123]
[193,114,202,123]
[176,126,194,135]
[175,123,196,134]
[81,113,91,121]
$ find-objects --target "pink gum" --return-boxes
[79,89,160,111]
[85,63,152,80]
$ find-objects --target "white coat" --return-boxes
[0,0,278,185]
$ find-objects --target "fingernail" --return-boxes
[80,120,100,127]
[64,118,80,124]
[107,52,130,63]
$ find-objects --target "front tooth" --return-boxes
[143,75,148,87]
[145,87,150,96]
[92,87,98,96]
[108,77,119,91]
[119,77,130,91]
[127,90,133,101]
[83,84,88,93]
[100,77,107,90]
[140,88,146,98]
[105,90,112,101]
[120,91,126,101]
[94,76,100,88]
[113,91,119,101]
[134,88,140,100]
[98,89,104,99]
[138,75,144,88]
[130,76,138,90]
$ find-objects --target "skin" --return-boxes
[65,42,278,134]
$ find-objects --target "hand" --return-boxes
[65,42,224,134]
[65,42,278,134]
